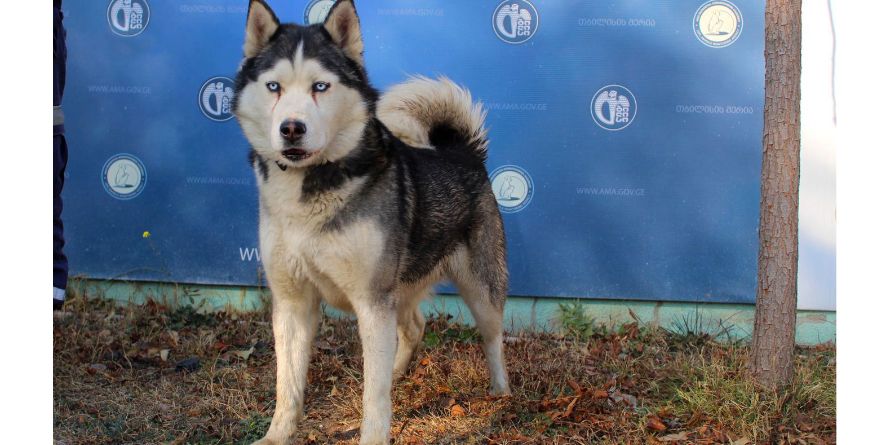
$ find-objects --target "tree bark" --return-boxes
[749,0,802,390]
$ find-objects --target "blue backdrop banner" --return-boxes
[61,0,764,303]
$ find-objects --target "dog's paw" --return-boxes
[358,424,391,445]
[250,429,301,445]
[358,436,390,445]
[490,386,512,397]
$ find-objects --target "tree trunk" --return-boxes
[749,0,802,390]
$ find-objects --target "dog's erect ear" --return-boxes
[323,0,364,65]
[244,0,280,58]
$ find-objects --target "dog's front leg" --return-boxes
[355,301,397,445]
[254,281,320,445]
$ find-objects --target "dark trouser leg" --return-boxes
[54,134,68,294]
[54,3,68,305]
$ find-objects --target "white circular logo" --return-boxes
[591,85,638,131]
[199,77,236,122]
[694,1,743,48]
[493,1,539,44]
[102,154,146,200]
[305,0,335,24]
[107,0,150,37]
[490,165,534,213]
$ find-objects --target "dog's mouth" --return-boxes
[281,148,315,162]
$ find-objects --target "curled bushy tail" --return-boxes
[378,76,489,160]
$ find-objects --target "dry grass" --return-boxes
[54,291,835,445]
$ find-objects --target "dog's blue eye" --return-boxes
[266,81,280,92]
[312,82,330,93]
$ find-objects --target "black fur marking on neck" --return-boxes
[248,148,269,182]
[300,118,389,199]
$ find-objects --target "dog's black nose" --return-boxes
[280,119,307,141]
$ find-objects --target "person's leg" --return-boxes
[53,2,68,310]
[53,134,68,309]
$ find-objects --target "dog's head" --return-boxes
[234,0,377,168]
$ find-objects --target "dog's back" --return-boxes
[369,78,507,296]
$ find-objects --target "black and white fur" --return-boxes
[233,2,510,444]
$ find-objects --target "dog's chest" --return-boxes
[258,173,385,302]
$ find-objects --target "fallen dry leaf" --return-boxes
[647,416,668,432]
[167,330,180,346]
[230,345,255,361]
[567,380,582,394]
[659,431,689,442]
[611,391,638,409]
[797,413,815,432]
[549,395,581,422]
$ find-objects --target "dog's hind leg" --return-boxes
[449,243,511,396]
[453,274,511,395]
[354,299,398,445]
[255,279,321,445]
[393,299,426,380]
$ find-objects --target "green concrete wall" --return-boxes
[68,279,835,346]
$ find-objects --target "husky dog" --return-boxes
[233,1,510,443]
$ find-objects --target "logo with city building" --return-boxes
[107,0,150,37]
[199,77,236,122]
[591,85,637,131]
[493,1,539,44]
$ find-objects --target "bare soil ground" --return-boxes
[53,291,835,444]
